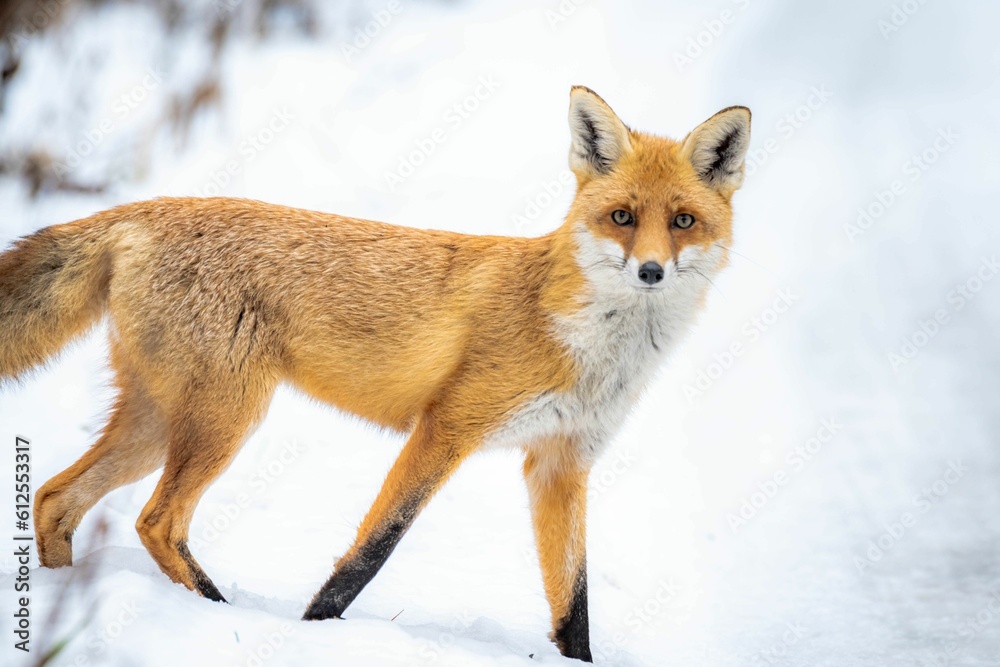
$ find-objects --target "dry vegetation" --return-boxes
[0,0,322,196]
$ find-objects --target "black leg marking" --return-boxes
[302,500,419,621]
[554,566,592,662]
[177,541,227,603]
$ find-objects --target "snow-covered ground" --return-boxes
[2,0,999,665]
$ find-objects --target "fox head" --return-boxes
[562,86,750,294]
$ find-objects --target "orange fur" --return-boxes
[524,442,589,635]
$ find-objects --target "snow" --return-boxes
[2,0,1000,665]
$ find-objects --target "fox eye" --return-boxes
[611,210,634,226]
[673,213,696,229]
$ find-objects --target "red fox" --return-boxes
[0,86,749,661]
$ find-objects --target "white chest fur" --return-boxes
[483,226,722,461]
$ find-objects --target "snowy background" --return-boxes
[1,0,999,665]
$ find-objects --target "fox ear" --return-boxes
[568,86,632,178]
[682,106,751,193]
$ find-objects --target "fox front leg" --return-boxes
[303,415,473,620]
[524,443,593,662]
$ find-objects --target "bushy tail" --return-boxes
[0,212,119,381]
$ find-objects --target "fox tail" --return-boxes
[0,210,122,381]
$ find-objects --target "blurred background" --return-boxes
[1,0,998,665]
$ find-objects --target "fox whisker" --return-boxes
[712,243,774,274]
[678,264,726,299]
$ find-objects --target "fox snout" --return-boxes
[637,261,665,285]
[623,255,673,290]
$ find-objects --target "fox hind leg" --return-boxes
[135,380,274,602]
[34,376,168,568]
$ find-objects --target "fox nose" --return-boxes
[637,261,664,285]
